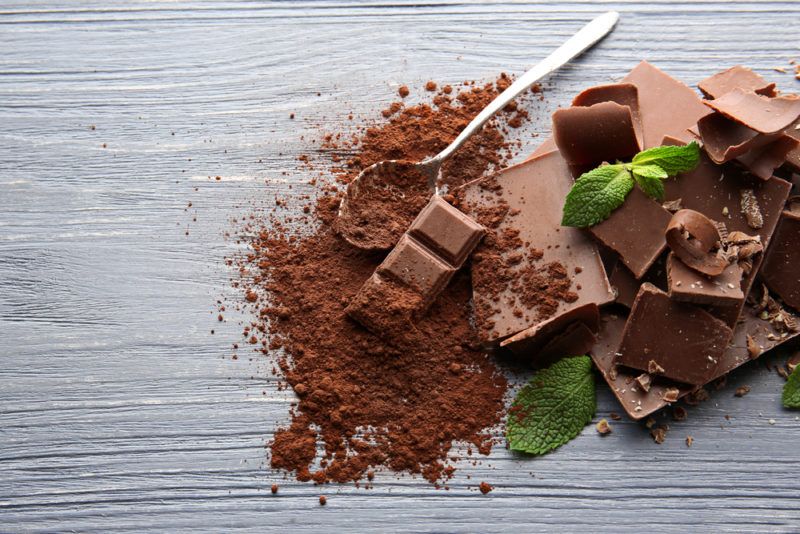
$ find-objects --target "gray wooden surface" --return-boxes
[1,1,799,532]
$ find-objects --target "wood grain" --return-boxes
[1,1,799,532]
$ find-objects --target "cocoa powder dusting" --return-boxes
[232,78,534,485]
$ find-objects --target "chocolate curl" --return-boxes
[552,101,641,167]
[665,209,728,276]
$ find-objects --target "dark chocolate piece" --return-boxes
[463,151,614,347]
[666,253,744,306]
[697,66,777,100]
[590,188,672,279]
[591,312,692,419]
[616,283,733,386]
[664,209,728,276]
[346,196,484,334]
[500,303,599,357]
[703,89,800,134]
[761,204,800,312]
[736,134,800,180]
[552,101,640,167]
[571,83,643,148]
[622,61,711,148]
[696,112,777,164]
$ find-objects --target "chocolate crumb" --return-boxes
[425,81,437,92]
[635,373,652,393]
[479,481,493,494]
[739,189,764,229]
[672,406,688,421]
[398,85,410,98]
[647,360,666,375]
[595,418,612,435]
[662,388,680,403]
[746,334,761,359]
[319,495,327,506]
[735,385,751,397]
[271,484,279,494]
[650,426,668,444]
[609,412,622,421]
[686,436,694,447]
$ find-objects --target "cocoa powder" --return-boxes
[232,77,535,485]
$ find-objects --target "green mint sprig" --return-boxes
[783,366,800,409]
[506,355,596,455]
[561,141,701,228]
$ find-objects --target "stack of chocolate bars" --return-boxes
[348,61,800,420]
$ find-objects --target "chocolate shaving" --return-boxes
[635,373,652,393]
[704,89,800,134]
[552,101,640,166]
[665,209,728,276]
[698,66,777,100]
[662,198,683,213]
[662,388,680,403]
[648,359,665,374]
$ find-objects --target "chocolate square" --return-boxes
[377,234,455,295]
[408,195,484,268]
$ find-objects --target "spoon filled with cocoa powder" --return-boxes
[334,11,619,251]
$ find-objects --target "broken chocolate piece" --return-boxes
[552,101,641,167]
[616,283,733,386]
[703,89,800,134]
[761,206,800,312]
[499,303,599,359]
[571,83,643,148]
[463,150,614,346]
[590,188,673,279]
[736,134,800,180]
[696,112,777,164]
[591,312,692,420]
[609,255,668,309]
[346,196,484,335]
[666,253,744,306]
[698,66,777,100]
[665,209,728,276]
[622,61,711,148]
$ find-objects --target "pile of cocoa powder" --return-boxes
[230,76,538,485]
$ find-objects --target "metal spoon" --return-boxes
[335,11,620,251]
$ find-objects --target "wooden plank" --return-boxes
[1,1,799,531]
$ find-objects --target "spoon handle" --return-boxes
[426,11,619,168]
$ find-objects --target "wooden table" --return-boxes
[2,2,799,532]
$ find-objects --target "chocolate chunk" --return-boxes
[736,134,800,180]
[462,151,614,346]
[609,255,668,309]
[666,253,744,306]
[698,66,777,100]
[591,312,692,420]
[346,196,484,335]
[552,101,641,167]
[500,303,599,358]
[664,209,728,277]
[709,294,800,381]
[571,83,643,148]
[408,195,485,267]
[622,61,711,148]
[703,89,800,134]
[696,112,777,164]
[378,234,456,295]
[616,283,733,386]
[761,206,800,312]
[590,188,673,279]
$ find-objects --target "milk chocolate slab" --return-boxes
[616,283,733,385]
[346,196,484,334]
[704,89,800,134]
[552,101,641,167]
[463,151,614,346]
[589,188,672,279]
[667,253,744,306]
[622,61,711,148]
[761,207,800,312]
[698,66,777,100]
[592,312,692,420]
[736,134,800,180]
[571,83,643,148]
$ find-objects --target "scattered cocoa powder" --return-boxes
[232,78,534,485]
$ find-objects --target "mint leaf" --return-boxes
[631,141,701,176]
[561,165,634,228]
[632,164,667,201]
[507,355,596,455]
[783,366,800,409]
